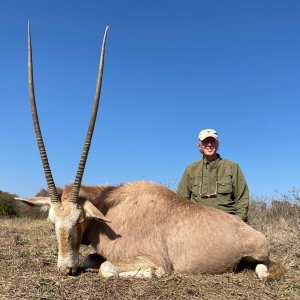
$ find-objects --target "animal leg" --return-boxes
[83,253,106,269]
[241,257,286,280]
[240,227,276,279]
[256,261,287,280]
[240,256,271,279]
[99,256,165,278]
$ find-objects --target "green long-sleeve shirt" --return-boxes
[177,155,249,221]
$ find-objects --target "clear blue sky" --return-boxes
[1,1,299,199]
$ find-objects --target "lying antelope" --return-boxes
[16,24,286,280]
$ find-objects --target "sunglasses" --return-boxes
[201,139,217,145]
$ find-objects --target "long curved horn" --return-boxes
[70,26,110,203]
[28,22,60,203]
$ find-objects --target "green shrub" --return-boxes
[35,187,63,197]
[0,190,18,218]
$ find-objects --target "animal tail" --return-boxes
[267,261,287,280]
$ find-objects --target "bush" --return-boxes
[0,190,18,218]
[248,195,300,232]
[35,187,63,197]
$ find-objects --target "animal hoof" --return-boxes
[255,264,269,279]
[99,261,119,278]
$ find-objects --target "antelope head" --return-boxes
[16,23,110,276]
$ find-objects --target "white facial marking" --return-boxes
[49,203,83,275]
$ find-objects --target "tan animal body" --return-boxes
[19,182,285,279]
[17,24,285,280]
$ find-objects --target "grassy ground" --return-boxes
[0,201,299,300]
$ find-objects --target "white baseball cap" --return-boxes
[198,129,218,141]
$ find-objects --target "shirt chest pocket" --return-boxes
[192,177,207,196]
[217,176,233,194]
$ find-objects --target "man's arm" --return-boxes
[233,164,249,221]
[177,167,192,199]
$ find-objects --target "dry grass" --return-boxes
[0,201,299,300]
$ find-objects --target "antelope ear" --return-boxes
[15,197,51,207]
[83,200,111,223]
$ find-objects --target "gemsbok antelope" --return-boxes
[16,23,286,280]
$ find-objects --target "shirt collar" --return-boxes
[203,154,221,167]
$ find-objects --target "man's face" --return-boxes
[199,138,219,158]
